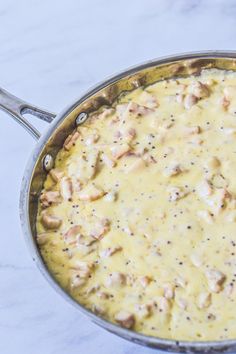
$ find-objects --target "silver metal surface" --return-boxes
[75,112,88,126]
[4,51,236,353]
[43,154,54,172]
[0,87,56,139]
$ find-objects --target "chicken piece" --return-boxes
[139,276,152,288]
[63,225,81,245]
[163,162,183,177]
[222,95,230,110]
[114,311,135,329]
[190,253,203,267]
[198,292,212,309]
[205,156,221,171]
[78,184,105,202]
[188,81,210,99]
[204,188,230,214]
[197,210,213,224]
[104,190,117,202]
[158,297,171,312]
[184,94,198,109]
[176,297,188,310]
[90,218,110,240]
[125,157,147,173]
[40,191,61,208]
[205,269,226,293]
[63,131,80,151]
[60,177,73,201]
[99,246,122,258]
[68,150,99,183]
[96,291,110,299]
[98,108,115,120]
[127,101,154,117]
[134,303,152,319]
[92,304,106,316]
[121,127,136,143]
[69,260,94,278]
[49,168,64,182]
[85,132,100,146]
[110,143,131,160]
[223,85,236,100]
[184,125,201,136]
[224,283,234,297]
[196,180,213,199]
[175,276,187,288]
[163,283,175,299]
[137,91,159,109]
[102,154,116,168]
[36,233,50,246]
[168,186,188,202]
[70,271,86,289]
[41,212,62,230]
[105,272,126,287]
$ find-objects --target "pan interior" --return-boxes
[25,53,236,351]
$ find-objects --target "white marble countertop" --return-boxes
[1,0,236,353]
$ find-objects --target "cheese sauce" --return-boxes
[37,69,236,341]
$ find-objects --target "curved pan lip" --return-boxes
[20,50,236,352]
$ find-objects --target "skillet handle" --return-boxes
[0,87,56,140]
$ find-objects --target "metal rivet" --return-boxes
[75,112,88,126]
[43,154,54,172]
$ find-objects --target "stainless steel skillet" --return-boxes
[2,51,236,354]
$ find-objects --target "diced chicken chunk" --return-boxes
[125,158,147,173]
[49,168,64,182]
[176,297,188,310]
[190,253,203,267]
[196,180,213,199]
[188,81,210,99]
[158,297,171,312]
[138,91,159,109]
[127,101,154,116]
[36,233,50,246]
[110,143,131,160]
[92,304,106,316]
[184,94,198,109]
[163,283,175,299]
[163,162,183,177]
[60,177,73,201]
[63,225,81,245]
[69,260,94,278]
[104,190,117,202]
[90,218,110,240]
[78,184,105,201]
[114,310,135,329]
[205,269,226,293]
[139,276,152,288]
[85,132,100,146]
[184,125,201,136]
[40,191,61,208]
[102,154,116,168]
[99,246,122,258]
[197,210,213,224]
[41,212,62,230]
[168,186,188,202]
[98,108,115,120]
[134,303,152,319]
[105,272,126,287]
[63,131,80,151]
[198,292,212,309]
[70,272,86,289]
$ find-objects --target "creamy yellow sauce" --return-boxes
[37,69,236,341]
